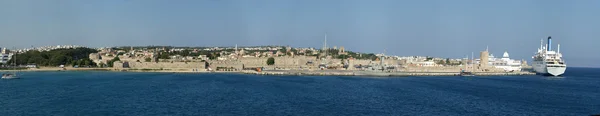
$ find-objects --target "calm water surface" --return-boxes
[1,68,599,115]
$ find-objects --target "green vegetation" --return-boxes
[336,54,349,59]
[71,58,95,67]
[207,53,220,60]
[9,48,98,67]
[267,57,275,65]
[107,56,121,67]
[158,53,170,59]
[99,62,106,68]
[436,60,446,65]
[425,57,434,61]
[144,57,152,62]
[346,51,377,60]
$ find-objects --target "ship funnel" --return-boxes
[547,36,552,51]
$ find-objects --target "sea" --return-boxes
[1,68,599,116]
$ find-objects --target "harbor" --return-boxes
[241,70,536,77]
[1,43,544,77]
[1,35,560,77]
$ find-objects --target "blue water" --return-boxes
[1,68,599,115]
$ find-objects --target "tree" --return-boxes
[445,58,450,65]
[83,59,91,66]
[267,57,275,65]
[426,57,433,61]
[144,57,152,62]
[107,56,121,67]
[158,53,170,59]
[207,52,220,60]
[437,60,445,65]
[207,53,215,60]
[49,55,67,66]
[99,62,105,68]
[78,59,85,65]
[9,48,98,67]
[181,49,191,57]
[336,54,349,59]
[305,50,313,55]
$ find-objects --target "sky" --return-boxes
[0,0,598,67]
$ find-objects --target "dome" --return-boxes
[503,51,509,58]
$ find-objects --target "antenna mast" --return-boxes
[471,52,474,72]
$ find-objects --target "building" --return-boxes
[339,46,347,55]
[0,48,12,64]
[412,61,436,67]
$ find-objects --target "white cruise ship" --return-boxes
[490,52,522,72]
[532,36,566,76]
[476,51,522,72]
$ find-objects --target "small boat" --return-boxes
[459,53,476,77]
[459,70,475,77]
[1,73,18,79]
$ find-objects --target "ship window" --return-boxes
[546,62,555,64]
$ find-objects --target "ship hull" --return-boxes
[546,67,566,76]
[532,61,566,76]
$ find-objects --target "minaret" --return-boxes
[130,46,135,55]
[322,33,328,56]
[153,48,159,63]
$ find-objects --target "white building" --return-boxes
[412,61,436,67]
[0,48,13,64]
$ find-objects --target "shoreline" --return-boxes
[242,70,536,77]
[1,67,537,77]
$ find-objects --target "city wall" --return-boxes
[239,56,320,69]
[113,61,205,70]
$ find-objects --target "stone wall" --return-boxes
[350,59,374,66]
[110,55,402,71]
[209,60,243,70]
[114,61,205,70]
[239,56,319,69]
